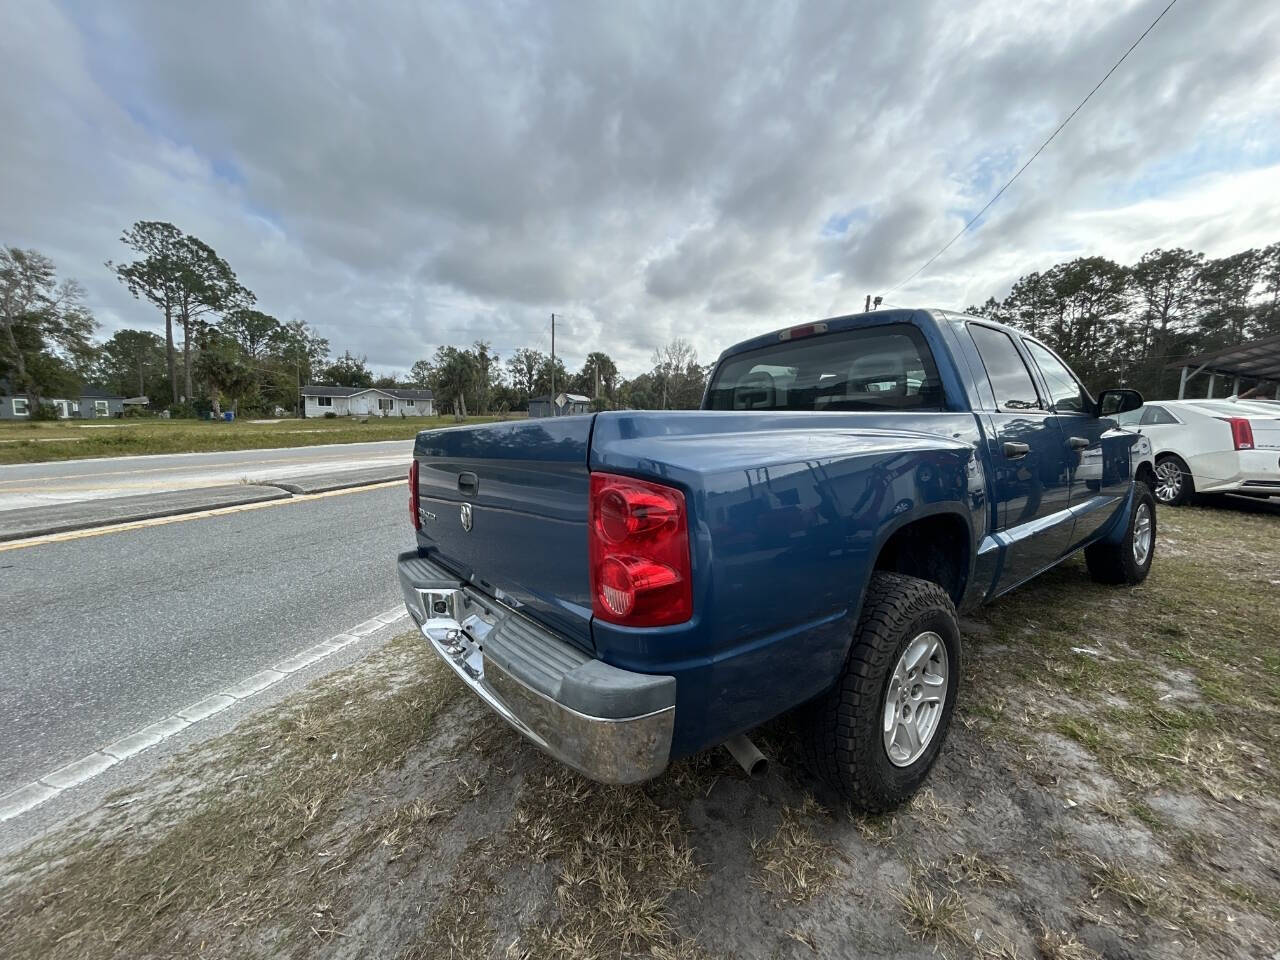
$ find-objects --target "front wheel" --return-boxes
[1084,483,1156,585]
[800,572,960,813]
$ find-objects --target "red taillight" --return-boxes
[1219,417,1255,450]
[589,473,692,626]
[409,459,420,529]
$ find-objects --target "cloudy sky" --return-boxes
[3,0,1279,378]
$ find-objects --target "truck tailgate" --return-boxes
[412,416,594,651]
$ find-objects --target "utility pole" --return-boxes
[550,313,556,412]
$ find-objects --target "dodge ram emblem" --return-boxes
[460,502,473,532]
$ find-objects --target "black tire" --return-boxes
[800,572,960,813]
[1154,454,1194,506]
[1084,483,1156,585]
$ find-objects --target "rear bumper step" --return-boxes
[397,551,675,784]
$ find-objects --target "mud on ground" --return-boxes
[1,497,1277,959]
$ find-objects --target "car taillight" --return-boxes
[589,472,692,626]
[1219,417,1255,450]
[409,459,421,529]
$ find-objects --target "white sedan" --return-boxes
[1111,399,1280,505]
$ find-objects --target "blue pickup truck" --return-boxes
[397,309,1157,811]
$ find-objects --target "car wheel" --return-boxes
[800,572,960,813]
[1154,454,1193,506]
[1084,482,1157,585]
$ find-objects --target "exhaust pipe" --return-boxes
[724,734,768,778]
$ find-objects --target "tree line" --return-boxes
[2,221,711,418]
[5,223,1276,420]
[967,242,1280,398]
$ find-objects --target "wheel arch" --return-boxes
[870,508,972,609]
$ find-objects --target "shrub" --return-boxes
[167,402,198,420]
[324,411,338,419]
[29,402,61,421]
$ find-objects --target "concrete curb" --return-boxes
[0,485,290,542]
[0,469,405,543]
[264,466,405,495]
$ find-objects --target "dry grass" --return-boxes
[1035,926,1103,960]
[0,633,463,960]
[895,882,968,947]
[750,795,839,905]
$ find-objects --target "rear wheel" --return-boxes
[800,572,960,813]
[1084,483,1156,585]
[1154,454,1193,506]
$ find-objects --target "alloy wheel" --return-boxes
[883,631,949,767]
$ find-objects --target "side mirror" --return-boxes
[1096,388,1143,418]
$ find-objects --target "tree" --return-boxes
[221,308,281,405]
[173,234,253,402]
[321,350,374,388]
[651,338,705,409]
[194,328,252,418]
[471,340,501,414]
[0,247,96,409]
[409,359,434,389]
[534,355,568,397]
[430,345,477,415]
[578,351,618,401]
[93,329,166,399]
[273,319,329,414]
[506,347,544,399]
[110,221,185,403]
[1197,249,1262,348]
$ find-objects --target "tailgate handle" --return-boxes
[457,471,479,495]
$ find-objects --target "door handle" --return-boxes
[1003,441,1030,459]
[457,471,478,495]
[1067,436,1090,450]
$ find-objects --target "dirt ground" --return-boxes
[1,496,1277,959]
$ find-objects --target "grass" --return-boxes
[1,496,1276,958]
[0,633,465,960]
[0,414,521,464]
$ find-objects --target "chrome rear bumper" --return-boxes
[397,552,675,784]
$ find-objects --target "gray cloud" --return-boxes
[2,0,1278,377]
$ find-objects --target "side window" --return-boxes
[1112,406,1143,426]
[1140,406,1178,426]
[1024,340,1091,414]
[968,325,1040,411]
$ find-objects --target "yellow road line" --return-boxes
[0,480,404,553]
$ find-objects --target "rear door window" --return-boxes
[705,324,943,411]
[1023,339,1092,414]
[968,325,1041,411]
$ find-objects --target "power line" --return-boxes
[886,0,1180,296]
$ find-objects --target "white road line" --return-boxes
[0,607,410,823]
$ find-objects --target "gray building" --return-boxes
[0,384,125,420]
[528,393,591,418]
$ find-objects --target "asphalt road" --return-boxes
[0,439,413,510]
[0,483,415,794]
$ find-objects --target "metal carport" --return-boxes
[1168,334,1280,399]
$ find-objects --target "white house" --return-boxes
[301,385,435,418]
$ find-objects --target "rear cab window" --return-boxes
[705,324,944,412]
